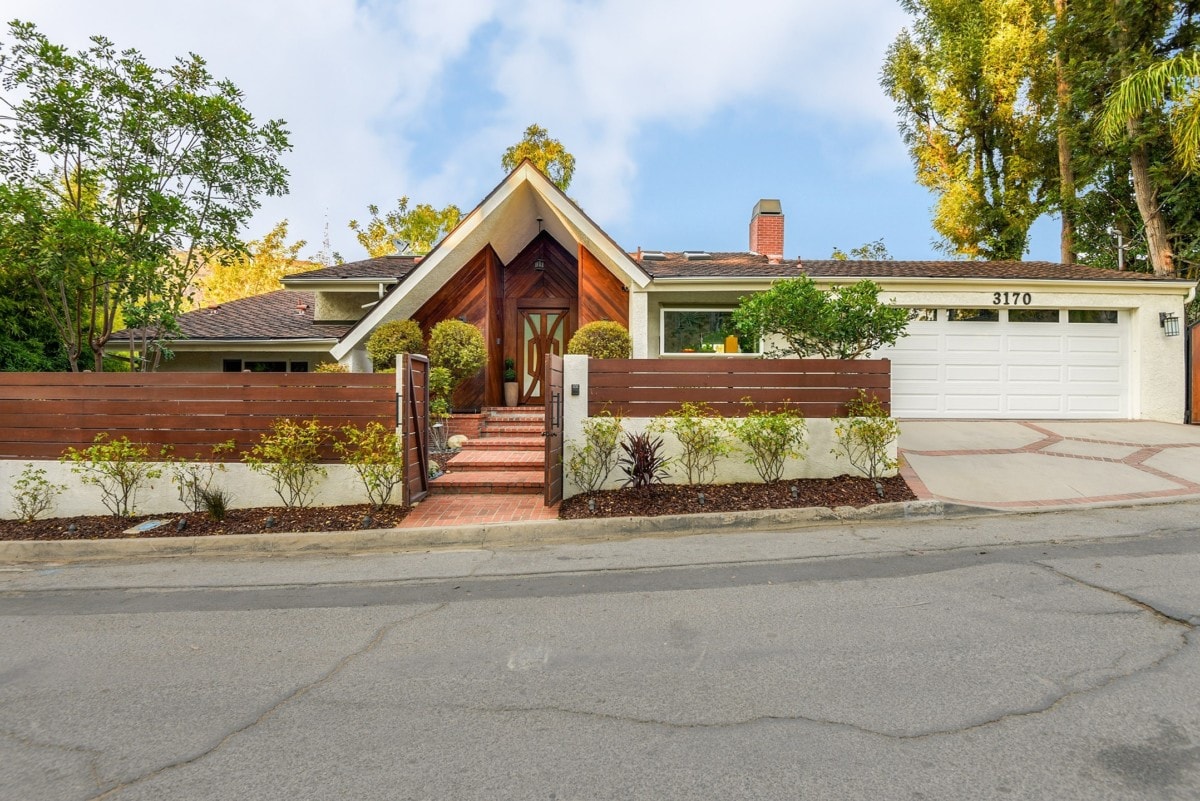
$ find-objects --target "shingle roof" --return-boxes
[125,291,353,341]
[638,252,1179,282]
[283,255,420,282]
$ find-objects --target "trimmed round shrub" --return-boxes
[428,319,488,383]
[366,319,425,370]
[567,321,632,359]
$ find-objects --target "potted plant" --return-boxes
[503,358,519,406]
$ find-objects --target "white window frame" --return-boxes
[659,307,763,356]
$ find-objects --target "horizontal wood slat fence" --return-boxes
[0,373,396,460]
[587,358,891,418]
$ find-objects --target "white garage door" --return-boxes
[882,307,1129,419]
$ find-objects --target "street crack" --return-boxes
[1036,563,1196,629]
[86,602,447,800]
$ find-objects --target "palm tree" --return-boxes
[1100,52,1200,276]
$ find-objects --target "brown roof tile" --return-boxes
[117,291,352,342]
[283,256,420,282]
[639,252,1178,282]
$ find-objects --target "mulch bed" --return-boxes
[0,504,411,542]
[1,476,916,540]
[559,475,916,519]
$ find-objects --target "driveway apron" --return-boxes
[899,420,1200,510]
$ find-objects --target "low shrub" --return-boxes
[618,431,670,489]
[10,464,66,522]
[61,434,164,518]
[428,319,487,384]
[832,391,900,481]
[335,421,405,509]
[243,418,328,508]
[567,321,632,359]
[649,402,732,486]
[566,411,624,492]
[313,362,349,373]
[366,319,425,371]
[730,403,808,483]
[168,441,236,513]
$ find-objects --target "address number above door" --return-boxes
[992,292,1033,306]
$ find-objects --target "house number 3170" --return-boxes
[992,292,1032,306]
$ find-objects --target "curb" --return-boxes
[0,499,983,565]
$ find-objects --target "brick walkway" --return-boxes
[397,493,559,528]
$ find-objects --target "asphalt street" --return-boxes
[2,503,1199,800]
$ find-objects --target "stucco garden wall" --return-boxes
[559,355,896,500]
[0,461,370,520]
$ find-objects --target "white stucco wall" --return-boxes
[315,291,377,322]
[560,356,896,500]
[0,461,373,520]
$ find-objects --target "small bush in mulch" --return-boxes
[559,476,915,520]
[0,504,410,542]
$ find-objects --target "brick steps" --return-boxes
[431,406,547,495]
[458,436,543,451]
[431,470,544,494]
[446,449,544,471]
[482,422,544,437]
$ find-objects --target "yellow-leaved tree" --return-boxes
[203,221,314,306]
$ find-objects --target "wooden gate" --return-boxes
[400,354,430,505]
[544,353,564,505]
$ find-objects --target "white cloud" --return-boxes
[4,0,912,257]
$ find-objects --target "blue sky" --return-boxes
[8,0,1062,263]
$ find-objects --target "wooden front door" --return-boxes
[518,307,569,404]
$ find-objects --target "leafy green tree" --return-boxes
[882,0,1057,260]
[732,277,910,360]
[0,21,290,371]
[203,221,313,306]
[348,197,461,257]
[830,240,892,260]
[0,259,67,371]
[501,124,576,191]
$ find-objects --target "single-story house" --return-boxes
[132,161,1197,422]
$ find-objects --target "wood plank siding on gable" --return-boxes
[579,244,629,328]
[412,246,502,408]
[409,232,629,411]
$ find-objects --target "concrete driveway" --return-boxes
[899,420,1200,510]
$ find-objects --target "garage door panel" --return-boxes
[1067,364,1121,383]
[1007,335,1064,354]
[1067,336,1121,355]
[946,364,1001,382]
[892,333,940,351]
[1007,364,1063,382]
[944,395,1003,412]
[1068,395,1122,414]
[1006,395,1066,413]
[946,335,1002,353]
[894,363,940,381]
[893,394,941,414]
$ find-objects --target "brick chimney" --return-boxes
[748,199,784,260]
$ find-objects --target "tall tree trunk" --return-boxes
[1128,119,1175,275]
[1055,0,1076,264]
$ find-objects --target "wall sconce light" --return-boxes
[534,258,545,272]
[1160,312,1181,337]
